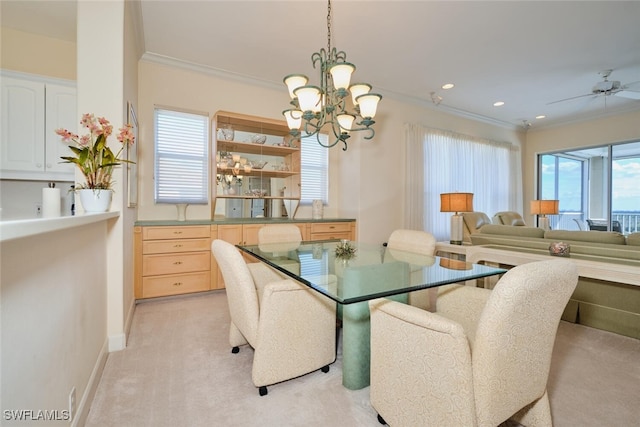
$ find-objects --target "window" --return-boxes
[300,132,329,204]
[539,154,585,229]
[154,108,209,204]
[411,125,519,242]
[537,140,640,234]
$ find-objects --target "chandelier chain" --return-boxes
[326,0,332,53]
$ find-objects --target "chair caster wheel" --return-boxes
[259,386,268,396]
[321,365,330,373]
[377,414,387,425]
[231,347,239,354]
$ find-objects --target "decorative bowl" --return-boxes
[250,160,267,169]
[219,126,234,141]
[251,134,267,144]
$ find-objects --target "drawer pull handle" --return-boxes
[174,244,183,248]
[329,226,335,229]
[173,231,183,234]
[174,261,183,265]
[173,282,182,287]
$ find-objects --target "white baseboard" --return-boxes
[73,338,109,427]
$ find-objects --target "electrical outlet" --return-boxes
[34,203,42,216]
[68,387,76,421]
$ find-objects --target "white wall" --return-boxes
[1,223,109,426]
[0,1,138,425]
[137,60,524,244]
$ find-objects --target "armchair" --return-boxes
[493,211,526,226]
[211,239,336,396]
[369,259,578,426]
[461,211,492,243]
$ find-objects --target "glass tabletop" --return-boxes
[237,240,507,304]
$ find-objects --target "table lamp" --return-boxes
[440,192,473,245]
[530,199,559,230]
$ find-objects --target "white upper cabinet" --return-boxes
[1,72,76,180]
[44,84,77,174]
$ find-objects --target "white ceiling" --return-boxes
[3,0,640,130]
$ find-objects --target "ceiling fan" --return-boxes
[547,70,640,105]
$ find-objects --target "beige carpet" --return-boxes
[86,291,640,426]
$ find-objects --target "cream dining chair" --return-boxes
[385,229,437,310]
[211,239,336,396]
[369,259,578,426]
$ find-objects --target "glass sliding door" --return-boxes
[539,154,586,230]
[611,142,640,234]
[537,140,640,234]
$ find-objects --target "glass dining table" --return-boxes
[237,239,506,390]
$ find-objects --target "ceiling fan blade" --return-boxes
[615,90,640,100]
[546,93,594,105]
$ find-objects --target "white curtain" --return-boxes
[405,123,521,242]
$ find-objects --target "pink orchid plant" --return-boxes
[56,113,135,190]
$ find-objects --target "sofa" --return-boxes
[466,223,640,339]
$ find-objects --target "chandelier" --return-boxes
[282,0,382,151]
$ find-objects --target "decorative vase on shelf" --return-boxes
[78,189,112,213]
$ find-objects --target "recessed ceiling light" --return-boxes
[493,101,505,107]
[441,83,454,90]
[536,115,546,120]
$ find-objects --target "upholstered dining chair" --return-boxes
[257,224,303,275]
[211,239,336,396]
[369,259,578,426]
[385,229,437,310]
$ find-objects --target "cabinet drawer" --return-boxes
[142,271,210,298]
[143,252,210,276]
[311,222,351,234]
[310,231,352,241]
[143,238,210,255]
[143,226,210,240]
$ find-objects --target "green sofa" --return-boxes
[468,224,640,339]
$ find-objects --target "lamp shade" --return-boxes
[283,109,302,130]
[440,193,474,213]
[283,74,309,99]
[530,200,559,215]
[294,85,322,113]
[329,62,356,90]
[337,114,355,134]
[355,93,382,118]
[349,83,371,105]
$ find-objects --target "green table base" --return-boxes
[341,262,409,390]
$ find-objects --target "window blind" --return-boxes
[154,108,209,204]
[300,132,329,204]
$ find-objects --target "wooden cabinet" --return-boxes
[0,72,76,180]
[310,221,356,241]
[134,225,211,299]
[212,111,301,219]
[135,220,355,299]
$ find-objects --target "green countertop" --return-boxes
[135,217,356,227]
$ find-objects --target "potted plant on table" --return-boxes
[55,113,135,212]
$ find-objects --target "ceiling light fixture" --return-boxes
[282,0,382,151]
[536,115,546,119]
[441,83,455,90]
[493,101,505,107]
